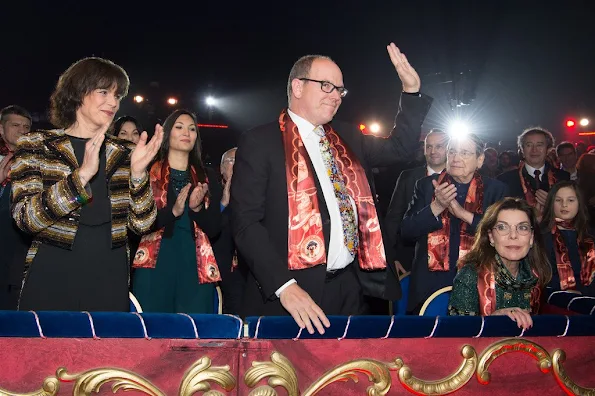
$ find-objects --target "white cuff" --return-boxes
[275,279,297,298]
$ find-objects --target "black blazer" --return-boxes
[231,93,433,317]
[401,174,509,311]
[384,165,427,271]
[497,165,570,199]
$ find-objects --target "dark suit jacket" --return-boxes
[497,165,570,199]
[231,93,433,317]
[401,174,509,311]
[384,165,427,271]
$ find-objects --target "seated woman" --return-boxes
[111,115,142,144]
[132,109,222,313]
[449,198,552,330]
[541,181,595,296]
[401,133,508,313]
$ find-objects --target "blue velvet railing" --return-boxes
[1,311,595,339]
[546,289,595,315]
[0,311,242,339]
[245,315,595,339]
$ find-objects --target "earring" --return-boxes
[490,241,494,247]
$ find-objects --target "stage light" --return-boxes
[566,120,575,128]
[580,118,590,127]
[167,97,178,105]
[206,96,216,106]
[359,124,366,131]
[133,95,144,103]
[369,123,381,134]
[448,120,470,138]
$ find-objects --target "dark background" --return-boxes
[2,0,594,164]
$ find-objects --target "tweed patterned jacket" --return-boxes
[10,129,157,271]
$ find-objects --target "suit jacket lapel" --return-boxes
[46,132,78,170]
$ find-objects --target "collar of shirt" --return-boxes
[288,109,321,142]
[524,163,545,177]
[427,165,441,176]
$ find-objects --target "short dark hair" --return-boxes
[556,141,576,156]
[0,105,32,125]
[110,115,142,137]
[287,55,333,103]
[518,127,555,151]
[50,57,130,129]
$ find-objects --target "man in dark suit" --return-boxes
[385,128,448,274]
[497,127,569,218]
[231,43,432,334]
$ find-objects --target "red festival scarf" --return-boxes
[279,109,386,271]
[518,161,557,206]
[133,160,221,284]
[552,220,595,290]
[428,171,484,272]
[477,262,541,315]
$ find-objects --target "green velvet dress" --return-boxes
[448,255,538,316]
[132,169,214,313]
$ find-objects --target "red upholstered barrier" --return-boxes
[1,336,594,395]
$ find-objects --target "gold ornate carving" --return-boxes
[389,344,477,395]
[552,349,595,396]
[244,352,299,396]
[0,376,60,396]
[302,358,391,396]
[56,367,165,396]
[248,385,278,396]
[178,356,236,396]
[476,338,552,384]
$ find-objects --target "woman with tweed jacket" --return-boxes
[11,57,163,311]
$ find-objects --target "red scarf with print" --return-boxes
[428,171,484,272]
[133,160,221,284]
[518,161,557,207]
[552,220,595,290]
[280,109,386,271]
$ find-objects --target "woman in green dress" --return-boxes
[132,109,222,313]
[448,197,552,330]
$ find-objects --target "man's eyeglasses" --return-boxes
[447,149,476,160]
[492,223,533,236]
[299,78,348,98]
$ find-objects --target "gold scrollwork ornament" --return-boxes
[388,344,477,395]
[56,367,164,396]
[476,338,552,384]
[245,352,299,396]
[178,356,236,396]
[0,376,60,396]
[552,349,595,396]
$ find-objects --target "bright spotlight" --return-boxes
[167,97,178,105]
[448,121,470,138]
[359,124,366,131]
[369,123,381,134]
[580,118,590,127]
[205,96,216,106]
[133,95,144,103]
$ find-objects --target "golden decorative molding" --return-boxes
[248,385,278,396]
[0,376,60,396]
[244,352,299,396]
[56,367,164,396]
[178,356,236,396]
[552,349,595,396]
[476,338,552,384]
[389,344,477,395]
[302,358,391,396]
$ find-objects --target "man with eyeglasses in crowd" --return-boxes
[497,127,569,219]
[231,43,432,334]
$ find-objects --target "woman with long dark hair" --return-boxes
[541,181,595,295]
[132,109,222,313]
[111,115,142,144]
[449,198,552,329]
